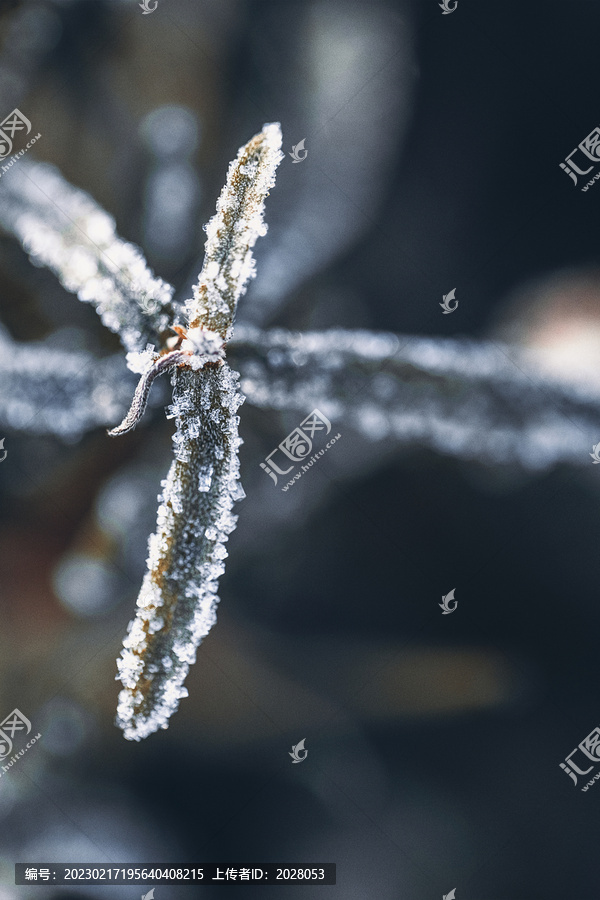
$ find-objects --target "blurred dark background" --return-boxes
[1,1,600,898]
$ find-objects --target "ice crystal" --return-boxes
[181,327,224,362]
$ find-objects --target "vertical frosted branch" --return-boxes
[0,124,283,738]
[186,123,284,340]
[115,364,244,741]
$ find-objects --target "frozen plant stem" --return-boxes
[114,123,283,740]
[186,122,284,341]
[116,365,244,740]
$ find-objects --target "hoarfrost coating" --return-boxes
[113,124,281,739]
[3,318,600,470]
[0,160,177,354]
[186,122,284,341]
[116,365,244,740]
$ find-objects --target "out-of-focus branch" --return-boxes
[230,325,600,469]
[0,161,179,354]
[4,321,600,472]
[0,325,133,439]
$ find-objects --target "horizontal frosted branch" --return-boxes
[186,123,284,341]
[0,327,134,439]
[0,161,179,353]
[230,326,600,469]
[4,323,600,472]
[116,363,245,741]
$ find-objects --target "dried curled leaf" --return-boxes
[186,122,284,340]
[115,363,245,740]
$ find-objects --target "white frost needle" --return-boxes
[114,124,283,739]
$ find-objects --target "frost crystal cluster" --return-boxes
[187,122,284,341]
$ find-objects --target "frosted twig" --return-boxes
[0,325,134,438]
[230,325,600,469]
[0,160,179,354]
[12,119,590,742]
[114,125,282,739]
[186,122,284,341]
[116,364,244,741]
[4,320,600,471]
